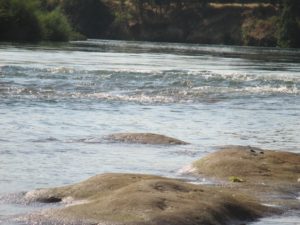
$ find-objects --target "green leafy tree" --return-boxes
[39,8,72,41]
[0,0,74,42]
[0,0,42,41]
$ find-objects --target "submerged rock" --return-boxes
[105,133,189,145]
[24,173,270,225]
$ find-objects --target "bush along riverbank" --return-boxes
[20,142,300,225]
[1,0,300,47]
[0,0,112,42]
[0,0,74,42]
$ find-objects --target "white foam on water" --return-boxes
[86,92,175,103]
[1,40,300,225]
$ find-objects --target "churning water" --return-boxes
[0,40,299,224]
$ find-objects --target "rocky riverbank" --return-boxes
[19,141,299,225]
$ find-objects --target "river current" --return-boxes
[0,40,299,224]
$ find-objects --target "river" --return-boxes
[0,39,299,224]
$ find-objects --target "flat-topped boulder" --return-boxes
[192,146,300,184]
[191,146,300,208]
[23,173,270,225]
[105,133,189,145]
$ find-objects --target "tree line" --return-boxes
[0,0,299,48]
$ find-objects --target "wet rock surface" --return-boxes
[192,146,300,209]
[23,173,270,225]
[192,146,300,184]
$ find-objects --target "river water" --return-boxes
[0,40,299,224]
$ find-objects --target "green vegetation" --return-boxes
[0,0,42,41]
[0,0,112,42]
[104,0,300,48]
[0,0,73,42]
[229,176,245,182]
[0,0,299,48]
[39,9,72,41]
[277,0,300,48]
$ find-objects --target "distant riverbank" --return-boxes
[105,2,279,47]
[1,1,299,48]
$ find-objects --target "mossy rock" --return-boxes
[192,146,300,184]
[105,133,189,145]
[192,146,300,208]
[24,173,271,225]
[228,176,244,183]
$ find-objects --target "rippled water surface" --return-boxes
[0,40,300,224]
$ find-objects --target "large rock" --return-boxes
[192,146,300,184]
[105,133,189,145]
[191,146,300,208]
[24,173,270,225]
